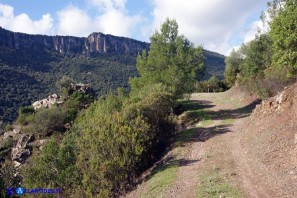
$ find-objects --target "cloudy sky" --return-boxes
[0,0,268,55]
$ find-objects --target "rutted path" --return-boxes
[124,88,297,198]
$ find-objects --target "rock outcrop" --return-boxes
[11,134,34,165]
[69,83,95,96]
[253,85,297,116]
[32,93,64,110]
[0,27,150,56]
[2,128,20,141]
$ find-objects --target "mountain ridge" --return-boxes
[0,27,150,56]
[0,27,225,122]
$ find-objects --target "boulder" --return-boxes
[11,134,34,163]
[2,128,20,141]
[70,83,95,96]
[13,161,22,168]
[33,139,47,150]
[32,94,64,110]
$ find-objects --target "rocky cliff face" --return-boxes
[0,27,150,55]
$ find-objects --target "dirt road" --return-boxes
[124,88,297,198]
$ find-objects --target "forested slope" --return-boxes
[0,28,225,122]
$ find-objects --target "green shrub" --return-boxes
[4,124,13,131]
[0,136,14,149]
[75,95,150,196]
[0,136,14,159]
[194,78,227,93]
[25,107,66,136]
[0,161,22,198]
[238,75,270,98]
[16,106,35,126]
[22,134,81,197]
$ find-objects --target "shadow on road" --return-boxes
[209,99,261,120]
[179,99,261,120]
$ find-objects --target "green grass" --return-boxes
[175,100,202,111]
[140,163,178,198]
[221,119,234,125]
[196,168,242,198]
[174,128,197,147]
[140,128,198,197]
[200,119,214,126]
[176,100,214,127]
[179,109,212,126]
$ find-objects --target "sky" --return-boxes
[0,0,269,55]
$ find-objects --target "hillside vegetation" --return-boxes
[0,50,138,122]
[224,0,297,97]
[0,29,225,123]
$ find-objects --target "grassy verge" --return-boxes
[140,163,178,198]
[196,167,242,198]
[221,118,234,125]
[139,128,197,197]
[176,100,213,127]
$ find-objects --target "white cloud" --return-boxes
[88,0,127,11]
[0,3,53,34]
[57,6,92,36]
[0,1,142,38]
[226,45,241,56]
[151,0,268,55]
[56,1,142,37]
[243,20,262,43]
[94,8,141,37]
[243,11,270,44]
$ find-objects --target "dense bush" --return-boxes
[195,76,227,93]
[0,161,22,198]
[74,83,174,197]
[270,0,297,78]
[22,133,81,197]
[16,106,35,125]
[76,97,149,196]
[24,107,66,137]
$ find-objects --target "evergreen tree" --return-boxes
[130,18,204,98]
[224,49,244,86]
[270,0,297,78]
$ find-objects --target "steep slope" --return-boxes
[124,84,297,198]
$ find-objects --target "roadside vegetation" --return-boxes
[0,19,205,197]
[224,0,297,98]
[197,167,242,198]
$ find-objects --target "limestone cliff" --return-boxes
[0,27,150,55]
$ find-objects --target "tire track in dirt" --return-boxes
[124,87,296,198]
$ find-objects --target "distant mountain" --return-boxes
[0,27,225,122]
[203,50,226,80]
[0,27,150,55]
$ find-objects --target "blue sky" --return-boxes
[0,0,269,55]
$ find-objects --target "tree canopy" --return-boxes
[270,0,297,77]
[130,18,204,98]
